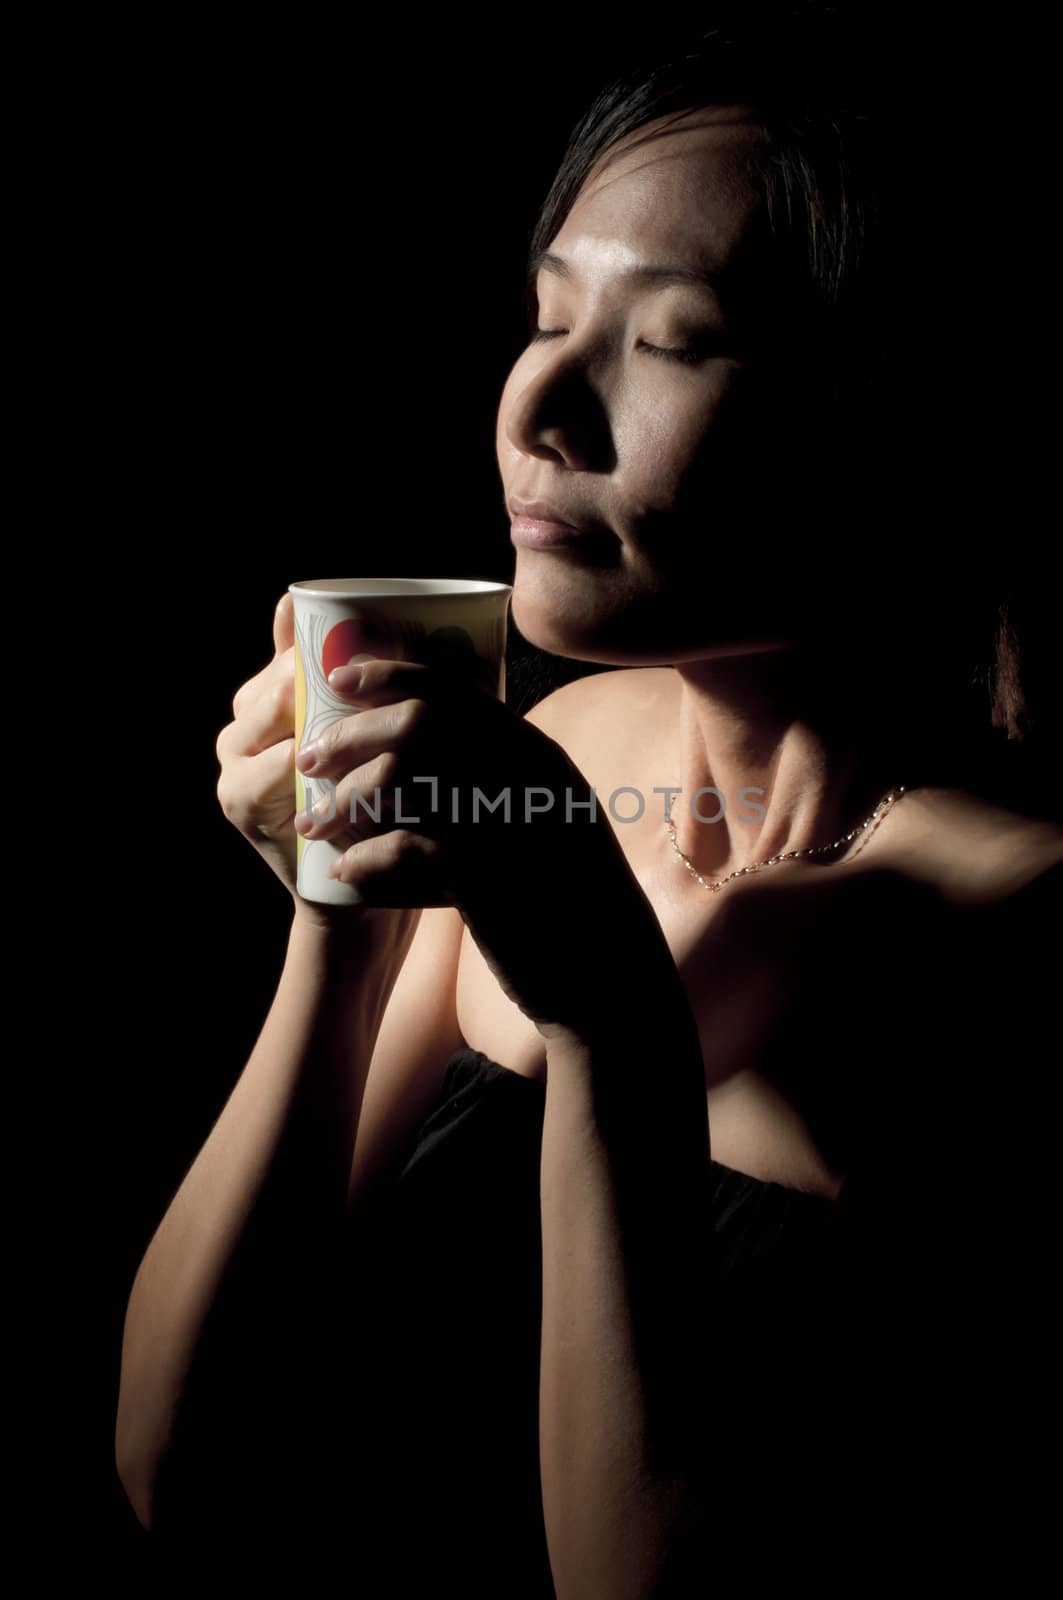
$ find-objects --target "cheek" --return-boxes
[619,375,735,514]
[666,367,781,509]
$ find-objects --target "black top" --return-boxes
[331,944,1059,1592]
[334,1047,866,1595]
[152,865,1060,1588]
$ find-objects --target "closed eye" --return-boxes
[528,328,722,367]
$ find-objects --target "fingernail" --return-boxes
[295,742,320,771]
[329,663,367,693]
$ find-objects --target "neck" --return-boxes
[666,646,904,882]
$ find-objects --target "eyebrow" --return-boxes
[529,247,730,299]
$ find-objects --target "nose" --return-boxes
[500,347,612,472]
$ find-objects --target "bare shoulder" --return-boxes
[880,785,1063,904]
[521,666,677,774]
[521,664,676,731]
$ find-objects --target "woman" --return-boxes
[117,19,1062,1595]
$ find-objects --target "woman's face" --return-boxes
[495,105,817,665]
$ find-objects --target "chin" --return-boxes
[510,580,628,665]
[510,580,680,667]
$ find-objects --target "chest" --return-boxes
[454,857,849,1200]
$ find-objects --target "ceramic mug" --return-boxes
[290,576,512,906]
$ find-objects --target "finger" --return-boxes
[328,826,451,906]
[232,638,295,718]
[293,751,401,844]
[242,735,298,810]
[230,596,296,721]
[226,671,296,759]
[217,736,296,834]
[273,591,295,659]
[296,698,429,780]
[327,657,440,702]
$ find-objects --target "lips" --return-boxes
[508,496,589,533]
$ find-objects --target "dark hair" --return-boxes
[515,9,1058,818]
[526,13,883,359]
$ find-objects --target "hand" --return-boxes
[292,654,674,1036]
[214,592,370,921]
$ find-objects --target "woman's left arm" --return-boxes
[315,659,765,1589]
[537,1004,715,1600]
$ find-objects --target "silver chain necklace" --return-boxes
[664,784,908,893]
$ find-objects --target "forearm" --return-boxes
[115,906,415,1528]
[539,1012,714,1599]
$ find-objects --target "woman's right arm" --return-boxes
[114,906,420,1532]
[114,591,463,1534]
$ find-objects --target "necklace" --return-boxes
[664,784,908,893]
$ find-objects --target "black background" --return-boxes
[36,8,1054,1584]
[77,16,688,1582]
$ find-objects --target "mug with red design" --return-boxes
[289,576,512,906]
